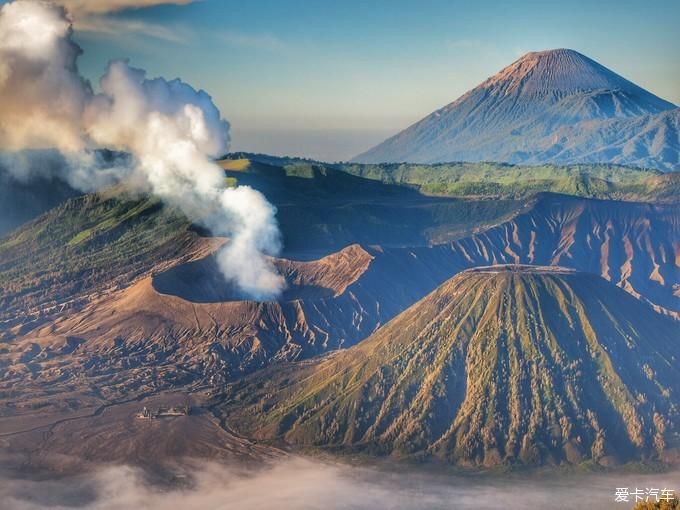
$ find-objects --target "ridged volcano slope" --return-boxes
[354,49,679,171]
[223,266,680,466]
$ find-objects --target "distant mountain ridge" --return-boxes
[354,49,679,172]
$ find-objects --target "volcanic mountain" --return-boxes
[222,266,680,466]
[1,165,679,404]
[1,158,679,469]
[354,49,679,171]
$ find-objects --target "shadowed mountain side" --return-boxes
[513,108,680,169]
[0,172,80,238]
[221,266,680,467]
[219,157,524,252]
[0,149,132,237]
[345,193,680,318]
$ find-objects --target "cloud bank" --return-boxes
[2,458,679,510]
[0,0,284,299]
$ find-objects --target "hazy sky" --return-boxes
[40,0,680,160]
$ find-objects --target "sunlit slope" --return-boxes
[443,194,680,317]
[223,266,680,466]
[340,161,680,201]
[0,190,197,323]
[223,153,680,202]
[354,49,679,171]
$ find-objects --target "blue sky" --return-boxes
[48,1,680,159]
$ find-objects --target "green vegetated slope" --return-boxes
[0,148,133,237]
[222,266,680,467]
[339,161,680,201]
[223,152,680,202]
[0,189,195,322]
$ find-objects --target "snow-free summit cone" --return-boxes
[222,265,680,466]
[354,49,679,171]
[472,48,668,98]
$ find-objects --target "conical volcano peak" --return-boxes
[354,49,678,169]
[224,266,680,466]
[482,48,642,97]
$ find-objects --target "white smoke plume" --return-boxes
[60,0,195,15]
[0,0,89,153]
[0,0,285,300]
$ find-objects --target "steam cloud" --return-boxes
[2,457,679,509]
[0,0,285,299]
[60,0,195,15]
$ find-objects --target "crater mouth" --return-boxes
[152,256,335,303]
[464,264,577,274]
[152,244,374,303]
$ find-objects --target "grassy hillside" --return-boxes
[0,189,195,323]
[221,266,680,467]
[339,161,680,201]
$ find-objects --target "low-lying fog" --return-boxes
[2,457,678,509]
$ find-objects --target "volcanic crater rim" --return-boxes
[464,264,578,275]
